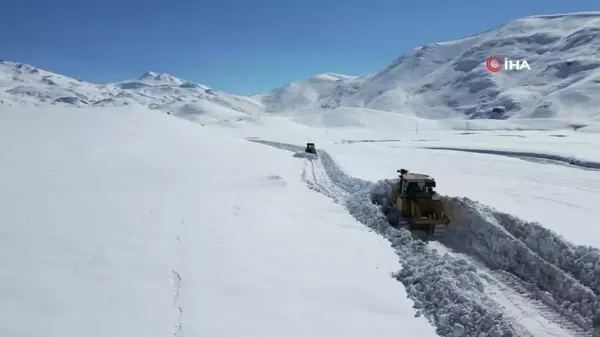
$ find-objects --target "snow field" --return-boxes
[0,105,439,337]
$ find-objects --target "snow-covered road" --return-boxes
[251,139,599,337]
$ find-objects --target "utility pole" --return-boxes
[416,121,419,134]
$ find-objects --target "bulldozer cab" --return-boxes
[397,170,437,199]
[393,169,449,240]
[305,143,316,154]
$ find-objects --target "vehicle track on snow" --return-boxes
[249,139,599,337]
[421,147,600,171]
[301,155,348,203]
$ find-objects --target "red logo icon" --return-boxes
[486,56,503,72]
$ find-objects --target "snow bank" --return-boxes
[441,197,600,330]
[487,207,600,296]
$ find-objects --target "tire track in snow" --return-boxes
[170,270,183,337]
[248,139,598,337]
[429,242,593,337]
[301,154,348,203]
[421,147,600,171]
[486,271,590,336]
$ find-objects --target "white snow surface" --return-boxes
[0,105,438,337]
[3,10,600,337]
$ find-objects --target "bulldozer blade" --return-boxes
[397,219,409,227]
[431,224,448,238]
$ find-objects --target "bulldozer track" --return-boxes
[301,154,348,203]
[248,139,597,337]
[487,271,592,337]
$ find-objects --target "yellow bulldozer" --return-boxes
[391,169,450,240]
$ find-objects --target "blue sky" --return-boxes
[0,0,597,95]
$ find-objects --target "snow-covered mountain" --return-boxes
[256,12,600,121]
[2,12,600,122]
[254,72,357,113]
[0,61,264,124]
[0,61,113,106]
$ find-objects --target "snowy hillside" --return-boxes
[255,12,600,121]
[253,73,357,113]
[0,61,114,107]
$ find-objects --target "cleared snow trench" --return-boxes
[250,139,600,337]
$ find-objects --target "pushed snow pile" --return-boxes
[441,197,600,330]
[0,106,443,337]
